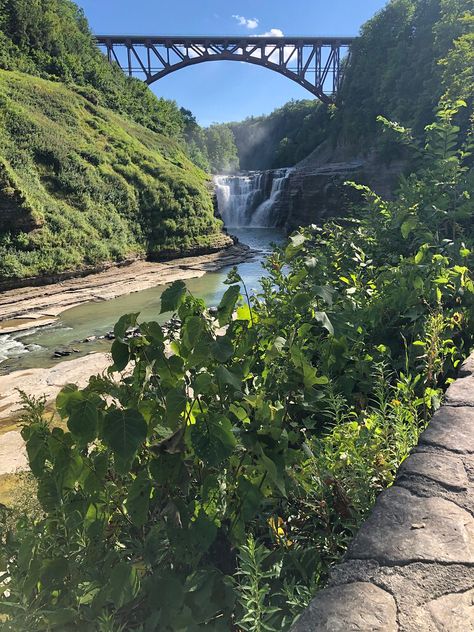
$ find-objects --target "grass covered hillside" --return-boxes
[0,70,227,283]
[0,0,232,284]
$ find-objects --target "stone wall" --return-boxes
[291,353,474,631]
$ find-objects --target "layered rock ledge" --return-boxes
[292,353,474,632]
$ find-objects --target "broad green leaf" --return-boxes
[102,408,147,460]
[126,471,152,527]
[141,321,164,343]
[237,477,263,521]
[39,557,68,588]
[37,474,62,511]
[215,365,241,390]
[401,216,418,239]
[111,340,130,371]
[107,562,140,608]
[289,268,308,288]
[160,280,187,313]
[191,415,236,466]
[67,398,98,444]
[182,315,204,349]
[188,510,217,553]
[24,426,48,477]
[413,276,424,290]
[114,312,139,341]
[211,335,234,363]
[217,285,240,326]
[236,303,252,322]
[293,292,311,310]
[56,383,80,418]
[43,608,77,626]
[193,372,213,394]
[313,285,334,306]
[261,453,286,497]
[166,387,187,425]
[265,336,286,362]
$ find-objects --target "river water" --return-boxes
[0,170,289,374]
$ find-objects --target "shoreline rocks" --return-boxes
[0,242,253,333]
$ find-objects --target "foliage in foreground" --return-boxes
[0,103,473,631]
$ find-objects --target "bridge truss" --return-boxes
[95,35,354,103]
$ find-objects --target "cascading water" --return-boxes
[214,168,291,228]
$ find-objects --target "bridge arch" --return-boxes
[95,36,354,104]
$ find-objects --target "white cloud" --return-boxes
[258,28,284,37]
[232,14,259,29]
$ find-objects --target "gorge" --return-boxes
[0,0,473,630]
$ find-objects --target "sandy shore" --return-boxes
[0,352,111,476]
[0,352,111,423]
[0,243,253,332]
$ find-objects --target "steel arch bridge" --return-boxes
[95,35,355,104]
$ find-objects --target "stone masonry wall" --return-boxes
[291,353,474,632]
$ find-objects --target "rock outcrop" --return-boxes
[276,142,407,231]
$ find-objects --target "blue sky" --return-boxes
[76,0,387,125]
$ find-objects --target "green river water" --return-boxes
[0,228,284,375]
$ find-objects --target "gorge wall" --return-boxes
[281,145,407,231]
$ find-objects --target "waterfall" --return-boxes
[214,168,291,228]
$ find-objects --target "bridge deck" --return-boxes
[95,35,355,45]
[95,34,356,102]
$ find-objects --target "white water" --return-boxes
[0,333,42,363]
[214,168,291,228]
[0,170,291,374]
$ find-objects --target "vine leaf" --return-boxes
[217,285,240,326]
[160,280,187,313]
[102,408,147,460]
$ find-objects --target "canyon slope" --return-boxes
[0,0,231,287]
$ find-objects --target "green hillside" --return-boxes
[0,71,226,283]
[0,0,229,284]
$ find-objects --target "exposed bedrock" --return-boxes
[280,143,407,231]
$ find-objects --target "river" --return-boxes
[0,171,289,375]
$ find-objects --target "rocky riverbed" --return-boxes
[0,242,252,333]
[0,242,255,472]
